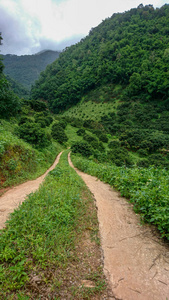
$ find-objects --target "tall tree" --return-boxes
[0,33,21,118]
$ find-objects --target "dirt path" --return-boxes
[0,152,62,229]
[68,153,169,300]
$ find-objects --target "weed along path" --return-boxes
[68,153,169,300]
[0,151,63,229]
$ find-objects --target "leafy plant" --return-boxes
[71,141,93,157]
[51,122,68,144]
[72,154,169,240]
[17,121,50,148]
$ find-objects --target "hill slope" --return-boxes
[2,50,60,90]
[31,4,169,112]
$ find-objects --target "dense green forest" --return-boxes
[31,4,169,112]
[2,50,60,91]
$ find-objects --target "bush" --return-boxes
[108,140,121,149]
[137,159,149,168]
[98,142,105,152]
[137,149,148,156]
[83,134,98,143]
[18,116,32,125]
[17,122,50,148]
[30,99,48,112]
[98,133,108,143]
[76,128,85,136]
[107,147,133,167]
[51,123,68,144]
[34,113,53,128]
[71,141,92,157]
[35,117,48,128]
[0,75,21,118]
[58,119,67,129]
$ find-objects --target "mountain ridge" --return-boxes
[1,50,60,91]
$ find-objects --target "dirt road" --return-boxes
[0,152,62,229]
[1,151,169,299]
[68,153,169,300]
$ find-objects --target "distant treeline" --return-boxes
[2,50,60,90]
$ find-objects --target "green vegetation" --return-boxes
[0,75,21,119]
[6,75,30,99]
[71,154,169,241]
[32,4,169,112]
[0,151,106,299]
[0,120,61,188]
[1,4,169,297]
[2,50,60,91]
[51,122,68,144]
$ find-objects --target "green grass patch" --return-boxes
[62,100,117,122]
[65,124,83,145]
[71,154,169,241]
[0,150,107,299]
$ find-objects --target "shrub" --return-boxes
[99,133,108,143]
[34,113,53,128]
[17,122,50,148]
[51,123,68,144]
[35,117,48,128]
[107,147,133,167]
[137,159,149,168]
[137,149,148,156]
[83,134,98,143]
[30,99,48,112]
[108,140,121,149]
[18,116,32,125]
[76,128,85,136]
[58,119,67,129]
[71,141,92,157]
[98,142,105,152]
[0,75,21,118]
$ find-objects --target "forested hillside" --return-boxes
[2,50,60,90]
[31,4,169,112]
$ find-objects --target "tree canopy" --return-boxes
[0,33,21,118]
[31,4,169,113]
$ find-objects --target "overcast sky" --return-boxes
[0,0,168,55]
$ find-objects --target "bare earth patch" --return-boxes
[69,153,169,300]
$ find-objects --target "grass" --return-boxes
[65,124,83,145]
[62,100,117,122]
[0,150,107,299]
[61,83,123,122]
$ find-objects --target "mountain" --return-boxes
[31,4,169,112]
[1,50,60,90]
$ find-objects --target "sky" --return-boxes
[0,0,168,55]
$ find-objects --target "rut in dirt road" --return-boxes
[0,152,62,229]
[68,153,169,300]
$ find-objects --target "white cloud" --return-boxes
[0,0,168,55]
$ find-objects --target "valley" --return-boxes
[0,3,169,299]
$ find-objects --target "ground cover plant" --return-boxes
[0,151,107,299]
[0,123,62,189]
[71,155,169,241]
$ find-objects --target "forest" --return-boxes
[31,4,169,112]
